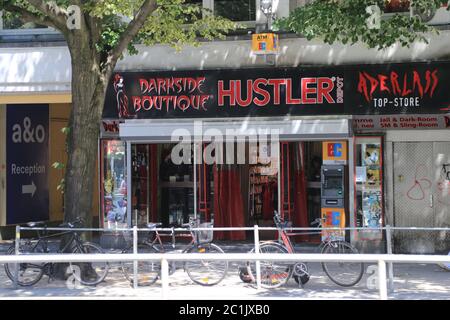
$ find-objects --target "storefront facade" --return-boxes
[99,61,450,252]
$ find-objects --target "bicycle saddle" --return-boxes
[26,221,46,228]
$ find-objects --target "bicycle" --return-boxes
[239,211,364,288]
[4,217,109,286]
[121,218,228,286]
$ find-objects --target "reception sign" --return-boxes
[6,104,49,224]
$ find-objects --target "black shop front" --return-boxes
[99,62,450,244]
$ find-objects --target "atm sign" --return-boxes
[323,141,347,164]
[251,33,279,55]
[325,210,342,225]
[321,207,346,241]
[328,143,343,157]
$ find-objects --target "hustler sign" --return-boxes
[103,62,450,119]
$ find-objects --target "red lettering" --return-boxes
[431,70,438,97]
[412,71,424,98]
[253,78,271,106]
[285,78,301,105]
[357,72,369,102]
[402,73,412,96]
[132,96,142,112]
[173,78,183,93]
[267,79,285,105]
[187,78,197,93]
[218,80,235,106]
[139,79,149,94]
[235,80,253,107]
[390,71,401,96]
[142,96,153,110]
[199,95,210,110]
[166,78,174,93]
[363,72,379,100]
[301,78,317,104]
[153,95,161,110]
[317,77,335,103]
[157,78,166,94]
[197,77,206,93]
[378,74,390,94]
[177,96,190,111]
[148,79,157,94]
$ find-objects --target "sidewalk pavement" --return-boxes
[0,261,448,300]
[0,240,448,300]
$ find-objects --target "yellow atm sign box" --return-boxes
[251,33,279,54]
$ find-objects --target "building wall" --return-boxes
[48,103,69,222]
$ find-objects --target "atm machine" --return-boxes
[321,165,346,241]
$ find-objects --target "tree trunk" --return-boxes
[64,47,106,227]
[53,41,107,280]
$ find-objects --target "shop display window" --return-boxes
[354,136,384,232]
[100,140,127,229]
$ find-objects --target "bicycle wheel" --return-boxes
[121,244,160,286]
[69,242,109,286]
[4,244,44,287]
[185,243,228,286]
[321,241,364,287]
[246,242,292,289]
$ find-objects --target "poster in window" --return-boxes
[366,168,380,187]
[363,144,380,166]
[362,190,382,228]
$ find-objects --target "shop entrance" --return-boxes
[101,140,349,242]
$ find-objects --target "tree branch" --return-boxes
[104,0,157,75]
[24,0,69,32]
[3,3,58,29]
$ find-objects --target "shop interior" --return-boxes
[99,139,383,242]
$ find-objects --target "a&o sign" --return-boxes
[6,105,49,224]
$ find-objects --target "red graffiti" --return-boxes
[357,70,438,102]
[406,164,432,201]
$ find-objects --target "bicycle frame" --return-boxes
[145,227,197,253]
[21,230,84,270]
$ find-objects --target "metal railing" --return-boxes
[3,224,450,300]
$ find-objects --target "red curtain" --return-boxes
[213,166,246,240]
[293,142,309,241]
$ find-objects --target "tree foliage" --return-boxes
[2,0,236,68]
[274,0,449,48]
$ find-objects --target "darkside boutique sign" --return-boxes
[103,61,450,119]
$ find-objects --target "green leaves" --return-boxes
[4,0,237,56]
[275,0,443,49]
[137,0,237,50]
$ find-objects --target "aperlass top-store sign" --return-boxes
[102,62,450,119]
